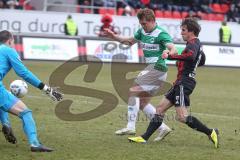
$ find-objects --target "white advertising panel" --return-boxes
[1,10,240,44]
[22,37,78,60]
[166,44,240,67]
[203,45,240,67]
[85,40,139,63]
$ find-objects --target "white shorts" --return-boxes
[134,64,167,95]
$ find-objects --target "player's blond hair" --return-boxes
[137,8,155,21]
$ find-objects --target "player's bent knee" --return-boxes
[9,100,28,116]
[176,115,187,123]
[139,97,150,109]
[18,109,32,119]
[156,107,165,115]
[128,96,140,106]
[129,86,144,95]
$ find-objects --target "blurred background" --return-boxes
[0,1,240,159]
[0,0,240,66]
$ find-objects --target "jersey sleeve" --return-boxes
[168,42,197,61]
[156,32,173,46]
[134,28,142,41]
[7,48,42,88]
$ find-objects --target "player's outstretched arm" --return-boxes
[166,43,178,55]
[104,28,136,46]
[8,47,63,101]
[39,83,63,101]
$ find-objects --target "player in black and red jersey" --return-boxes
[128,18,219,148]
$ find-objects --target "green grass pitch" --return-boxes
[0,61,240,160]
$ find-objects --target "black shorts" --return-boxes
[165,78,196,107]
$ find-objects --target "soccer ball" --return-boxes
[9,80,28,98]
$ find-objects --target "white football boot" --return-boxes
[115,128,136,135]
[154,125,172,141]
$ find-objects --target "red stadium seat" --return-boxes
[155,10,163,18]
[19,0,25,6]
[24,4,35,10]
[206,13,216,21]
[172,11,181,19]
[99,8,116,15]
[163,11,172,18]
[83,8,91,14]
[107,9,115,15]
[211,3,222,13]
[117,8,124,15]
[199,12,208,20]
[215,14,225,21]
[98,8,107,14]
[181,11,188,18]
[221,4,230,13]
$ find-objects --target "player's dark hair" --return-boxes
[0,30,13,43]
[137,8,155,21]
[181,18,201,36]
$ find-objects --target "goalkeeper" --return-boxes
[0,30,63,152]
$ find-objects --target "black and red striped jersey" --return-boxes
[168,38,204,83]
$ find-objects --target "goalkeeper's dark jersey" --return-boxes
[167,38,204,84]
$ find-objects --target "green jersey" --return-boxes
[134,25,173,72]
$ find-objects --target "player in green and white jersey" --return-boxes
[104,8,177,141]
